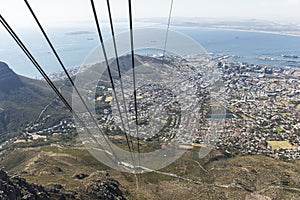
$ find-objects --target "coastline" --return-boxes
[173,24,300,38]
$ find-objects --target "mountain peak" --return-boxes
[0,62,24,92]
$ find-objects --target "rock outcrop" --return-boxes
[0,170,127,200]
[85,171,126,200]
[0,170,50,200]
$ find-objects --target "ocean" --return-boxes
[1,24,300,78]
[180,27,300,67]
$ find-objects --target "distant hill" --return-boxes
[0,61,68,141]
[0,62,24,92]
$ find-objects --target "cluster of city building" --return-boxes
[181,55,300,160]
[91,54,300,160]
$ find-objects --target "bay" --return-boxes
[1,24,300,78]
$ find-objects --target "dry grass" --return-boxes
[1,145,300,200]
[267,141,296,150]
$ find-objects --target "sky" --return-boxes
[1,0,300,29]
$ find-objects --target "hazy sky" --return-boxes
[1,0,300,28]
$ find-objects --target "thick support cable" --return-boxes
[0,14,120,165]
[106,0,134,151]
[23,0,121,164]
[128,0,141,163]
[90,0,135,165]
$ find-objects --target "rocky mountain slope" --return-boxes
[0,169,126,200]
[0,169,50,199]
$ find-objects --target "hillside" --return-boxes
[0,61,69,142]
[0,144,299,200]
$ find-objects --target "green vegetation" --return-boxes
[228,105,235,109]
[276,126,285,132]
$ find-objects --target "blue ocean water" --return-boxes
[179,27,300,67]
[1,25,300,78]
[0,27,104,77]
